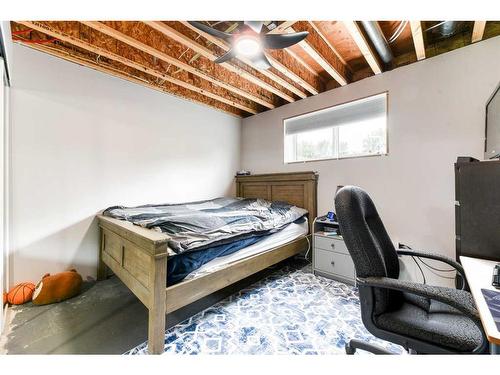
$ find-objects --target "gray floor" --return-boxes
[1,260,304,354]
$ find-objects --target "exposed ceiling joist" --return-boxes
[471,21,487,43]
[268,21,297,34]
[252,50,321,95]
[144,21,298,102]
[343,21,382,74]
[409,21,426,61]
[265,49,320,95]
[22,43,243,117]
[180,21,307,98]
[266,21,323,87]
[309,22,348,66]
[288,21,349,85]
[13,20,500,117]
[181,21,320,96]
[81,21,276,110]
[18,21,258,115]
[276,46,320,78]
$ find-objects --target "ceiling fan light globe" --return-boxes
[235,37,261,57]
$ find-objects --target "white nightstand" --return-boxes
[312,217,356,285]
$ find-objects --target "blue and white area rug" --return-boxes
[126,265,403,355]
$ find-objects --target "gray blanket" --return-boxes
[103,197,307,255]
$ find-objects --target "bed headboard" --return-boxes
[235,171,318,233]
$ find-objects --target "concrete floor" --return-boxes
[0,260,304,354]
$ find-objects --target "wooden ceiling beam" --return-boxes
[181,21,320,96]
[288,21,349,86]
[310,21,348,66]
[471,21,487,43]
[409,21,426,61]
[180,21,307,99]
[267,22,321,76]
[265,21,323,85]
[81,21,275,110]
[275,47,320,78]
[343,21,382,74]
[31,42,243,117]
[267,21,297,34]
[265,49,321,95]
[144,21,298,102]
[17,42,243,117]
[17,21,258,115]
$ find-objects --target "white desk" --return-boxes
[460,256,500,354]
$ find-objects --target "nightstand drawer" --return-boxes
[314,249,355,280]
[314,235,349,255]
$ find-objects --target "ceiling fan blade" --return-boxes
[244,21,263,33]
[262,31,309,49]
[188,21,233,42]
[214,49,236,63]
[249,52,272,70]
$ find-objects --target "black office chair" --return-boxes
[334,186,489,354]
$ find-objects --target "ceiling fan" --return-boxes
[188,21,308,70]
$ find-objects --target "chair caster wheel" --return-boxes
[345,342,356,355]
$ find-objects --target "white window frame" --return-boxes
[283,92,389,164]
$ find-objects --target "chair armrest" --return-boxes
[396,249,465,281]
[358,276,479,321]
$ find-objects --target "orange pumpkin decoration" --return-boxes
[3,291,7,306]
[7,282,36,305]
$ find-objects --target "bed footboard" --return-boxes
[96,171,318,355]
[98,215,169,354]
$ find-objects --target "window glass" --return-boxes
[284,93,387,163]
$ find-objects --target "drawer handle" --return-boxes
[330,243,335,249]
[331,260,335,267]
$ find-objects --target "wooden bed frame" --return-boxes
[96,171,318,354]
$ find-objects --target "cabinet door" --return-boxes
[314,248,355,281]
[314,235,349,255]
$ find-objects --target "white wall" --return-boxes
[1,25,12,333]
[0,59,5,331]
[9,44,241,285]
[241,36,500,285]
[8,36,500,287]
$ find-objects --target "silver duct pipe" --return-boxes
[426,21,460,37]
[360,21,393,64]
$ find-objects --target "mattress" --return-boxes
[183,218,309,281]
[103,197,308,255]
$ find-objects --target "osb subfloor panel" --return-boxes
[0,261,302,354]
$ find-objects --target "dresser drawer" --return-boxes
[314,235,349,255]
[314,248,355,280]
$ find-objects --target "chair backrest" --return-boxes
[335,186,402,314]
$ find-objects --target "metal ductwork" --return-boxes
[439,21,459,37]
[360,21,393,65]
[426,21,464,38]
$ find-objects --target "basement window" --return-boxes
[284,93,388,163]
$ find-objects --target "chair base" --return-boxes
[345,339,395,355]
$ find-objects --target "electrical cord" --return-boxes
[12,28,33,35]
[400,243,426,283]
[418,263,457,280]
[399,243,460,284]
[416,257,455,273]
[424,21,447,33]
[388,21,408,44]
[303,235,312,263]
[399,243,455,271]
[410,255,426,284]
